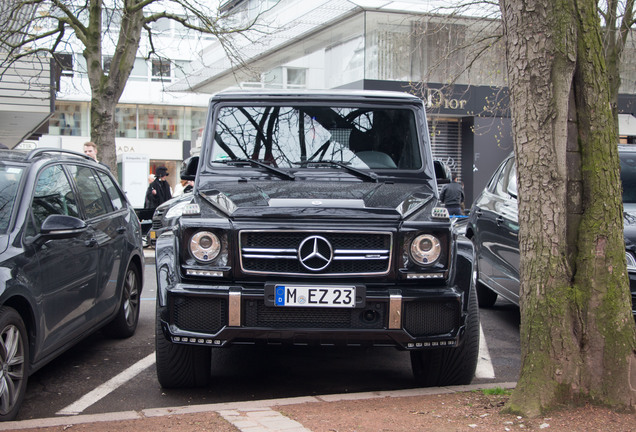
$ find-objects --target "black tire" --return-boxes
[103,264,141,338]
[0,307,29,421]
[410,282,480,387]
[155,306,211,388]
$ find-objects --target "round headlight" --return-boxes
[189,231,221,263]
[410,234,442,265]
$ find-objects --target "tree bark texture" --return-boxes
[500,0,636,416]
[84,0,144,171]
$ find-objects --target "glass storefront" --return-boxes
[51,103,206,141]
[138,105,182,139]
[48,102,90,136]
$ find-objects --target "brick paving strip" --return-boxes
[0,382,516,432]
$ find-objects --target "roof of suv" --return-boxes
[210,89,424,104]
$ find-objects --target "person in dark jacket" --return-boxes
[440,176,465,216]
[145,166,172,209]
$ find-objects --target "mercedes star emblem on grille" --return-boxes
[298,235,333,271]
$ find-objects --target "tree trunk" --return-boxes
[500,0,636,416]
[84,0,145,173]
[90,96,117,170]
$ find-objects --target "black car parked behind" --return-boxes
[466,147,636,319]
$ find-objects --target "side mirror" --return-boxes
[434,160,452,184]
[27,214,87,249]
[40,214,87,239]
[180,156,199,181]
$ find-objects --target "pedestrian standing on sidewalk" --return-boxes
[440,175,465,216]
[145,166,172,210]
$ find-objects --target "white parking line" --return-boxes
[475,324,496,379]
[56,353,156,416]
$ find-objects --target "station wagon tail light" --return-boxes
[410,234,442,265]
[189,231,221,263]
[626,252,636,271]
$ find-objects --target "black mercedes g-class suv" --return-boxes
[155,90,479,388]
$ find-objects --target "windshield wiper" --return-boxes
[215,158,295,181]
[294,160,378,183]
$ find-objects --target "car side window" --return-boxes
[486,159,508,193]
[28,165,80,234]
[68,165,113,219]
[494,158,515,197]
[507,163,517,198]
[98,172,125,211]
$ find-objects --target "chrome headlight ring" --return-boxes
[189,231,221,263]
[410,234,442,265]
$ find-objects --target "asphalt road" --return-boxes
[15,259,521,421]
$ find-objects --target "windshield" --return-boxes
[210,105,422,170]
[0,165,24,233]
[620,151,636,204]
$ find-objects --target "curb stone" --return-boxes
[0,382,516,431]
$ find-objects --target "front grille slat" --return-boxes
[240,230,392,276]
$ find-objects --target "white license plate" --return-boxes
[274,285,356,308]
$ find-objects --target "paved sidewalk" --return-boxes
[0,382,516,431]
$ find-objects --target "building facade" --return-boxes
[32,3,215,193]
[179,0,636,205]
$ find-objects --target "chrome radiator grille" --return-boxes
[239,230,392,276]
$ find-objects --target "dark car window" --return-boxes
[494,158,515,198]
[486,158,508,193]
[69,166,112,219]
[0,165,24,233]
[29,165,80,234]
[507,163,517,197]
[620,151,636,204]
[97,172,125,211]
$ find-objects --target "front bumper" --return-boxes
[157,283,468,350]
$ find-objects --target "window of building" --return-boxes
[54,53,74,77]
[286,68,306,88]
[115,106,138,138]
[129,58,149,81]
[138,105,183,139]
[151,58,171,82]
[153,17,172,35]
[103,55,113,74]
[259,67,307,89]
[102,8,122,32]
[174,60,191,79]
[49,102,88,136]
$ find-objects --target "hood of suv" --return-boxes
[198,180,436,220]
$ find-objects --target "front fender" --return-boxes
[450,234,475,309]
[155,232,180,307]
